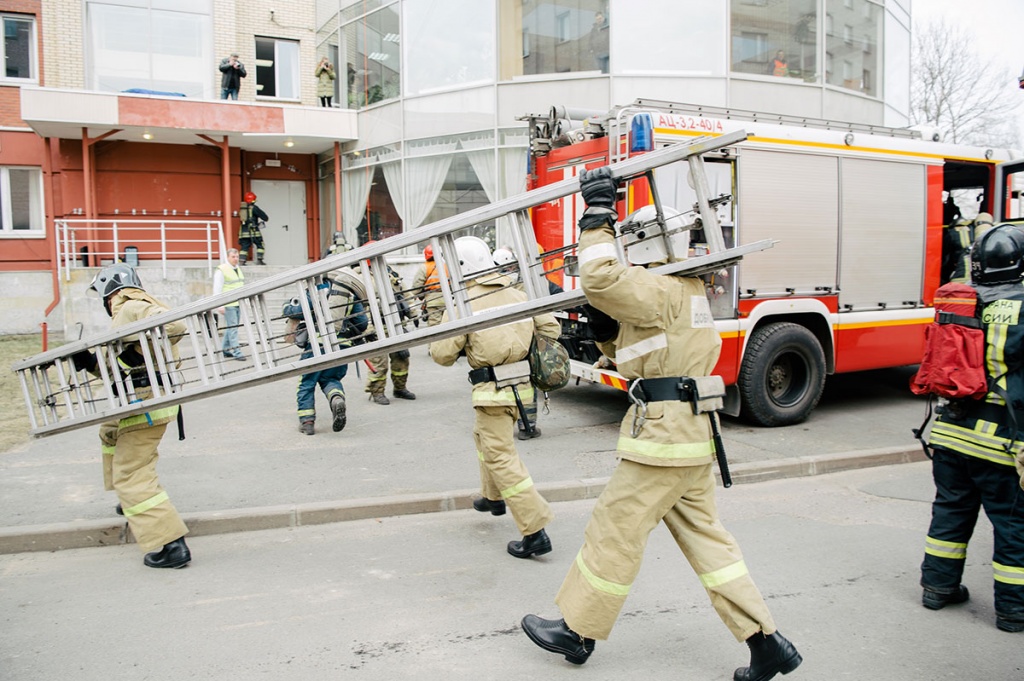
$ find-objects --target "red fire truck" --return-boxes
[523,99,1022,426]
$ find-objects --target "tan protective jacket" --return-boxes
[430,274,559,407]
[108,288,185,432]
[578,227,719,467]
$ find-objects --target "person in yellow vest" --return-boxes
[71,264,191,569]
[430,236,560,558]
[213,248,246,361]
[521,168,802,680]
[411,244,447,327]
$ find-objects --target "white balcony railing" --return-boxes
[55,219,227,281]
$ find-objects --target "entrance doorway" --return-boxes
[250,180,308,266]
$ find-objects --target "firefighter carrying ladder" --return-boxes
[14,129,771,438]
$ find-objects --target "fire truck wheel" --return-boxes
[738,322,825,427]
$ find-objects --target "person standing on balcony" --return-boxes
[239,192,268,266]
[219,52,246,100]
[316,57,336,107]
[213,248,246,361]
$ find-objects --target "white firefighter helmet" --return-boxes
[454,236,493,277]
[620,205,688,265]
[492,247,515,267]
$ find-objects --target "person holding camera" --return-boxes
[316,56,336,107]
[219,52,247,100]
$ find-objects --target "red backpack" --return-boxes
[910,283,987,399]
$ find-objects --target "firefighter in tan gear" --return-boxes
[359,247,417,405]
[430,236,560,558]
[411,244,447,327]
[72,264,191,569]
[522,168,802,681]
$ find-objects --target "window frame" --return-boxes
[254,36,301,101]
[0,13,38,84]
[0,166,46,238]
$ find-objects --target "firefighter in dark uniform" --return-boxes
[72,264,191,569]
[521,168,802,681]
[921,223,1024,633]
[239,191,268,265]
[944,216,974,284]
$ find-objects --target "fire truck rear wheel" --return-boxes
[738,322,825,427]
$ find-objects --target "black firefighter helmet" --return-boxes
[971,224,1024,285]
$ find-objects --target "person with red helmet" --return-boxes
[411,244,447,327]
[239,191,269,265]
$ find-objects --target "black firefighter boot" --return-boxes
[507,528,552,558]
[734,631,803,681]
[144,537,192,569]
[520,615,595,665]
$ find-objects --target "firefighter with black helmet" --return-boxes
[521,167,802,680]
[239,191,269,265]
[921,223,1024,633]
[72,264,191,569]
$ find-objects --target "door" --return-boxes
[250,179,308,266]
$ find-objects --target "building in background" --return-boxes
[1,0,911,334]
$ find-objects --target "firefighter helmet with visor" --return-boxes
[971,224,1024,285]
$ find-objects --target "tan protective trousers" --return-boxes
[474,405,554,536]
[99,421,189,552]
[556,459,776,641]
[364,352,410,393]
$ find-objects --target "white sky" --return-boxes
[912,0,1024,142]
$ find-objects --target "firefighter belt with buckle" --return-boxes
[628,375,732,488]
[468,361,536,437]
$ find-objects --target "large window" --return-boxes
[86,1,212,97]
[0,167,44,236]
[404,0,494,96]
[731,0,817,82]
[339,2,401,108]
[255,37,300,99]
[499,0,609,79]
[824,0,881,96]
[1,14,36,82]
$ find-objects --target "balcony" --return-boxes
[19,87,357,154]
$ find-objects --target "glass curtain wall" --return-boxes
[824,0,881,96]
[499,0,610,79]
[731,0,818,82]
[404,0,495,95]
[730,0,882,96]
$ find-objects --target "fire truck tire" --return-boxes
[737,322,825,427]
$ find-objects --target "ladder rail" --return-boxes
[19,240,770,438]
[14,130,758,438]
[15,129,748,371]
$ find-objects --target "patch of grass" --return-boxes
[0,334,62,453]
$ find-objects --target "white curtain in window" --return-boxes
[461,136,498,202]
[383,140,458,230]
[342,164,373,233]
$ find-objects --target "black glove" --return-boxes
[71,350,98,373]
[580,167,617,209]
[116,346,145,372]
[393,348,411,361]
[584,304,619,343]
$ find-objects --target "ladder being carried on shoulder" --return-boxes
[14,129,770,438]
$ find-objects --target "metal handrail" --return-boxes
[55,219,227,281]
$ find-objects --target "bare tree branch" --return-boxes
[911,18,1021,148]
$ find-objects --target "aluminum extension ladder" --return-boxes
[14,129,769,438]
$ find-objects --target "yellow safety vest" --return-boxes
[218,263,244,308]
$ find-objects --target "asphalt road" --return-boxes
[1,462,1020,681]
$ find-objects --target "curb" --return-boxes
[0,446,926,556]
